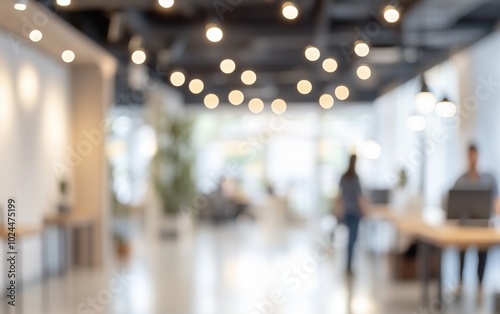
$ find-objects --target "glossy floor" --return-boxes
[16,221,500,314]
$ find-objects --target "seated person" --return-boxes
[453,144,500,296]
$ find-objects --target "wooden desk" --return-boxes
[44,213,95,227]
[0,226,41,238]
[413,225,500,250]
[44,213,97,273]
[411,224,500,309]
[367,206,429,253]
[369,206,500,309]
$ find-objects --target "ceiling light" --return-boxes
[271,99,287,115]
[435,97,457,118]
[189,79,204,94]
[415,91,436,113]
[220,59,236,74]
[363,140,382,160]
[357,64,371,80]
[415,76,436,113]
[61,50,75,63]
[297,80,312,94]
[206,23,223,43]
[170,71,185,87]
[322,58,338,73]
[14,0,27,10]
[383,5,400,23]
[335,85,349,100]
[204,94,219,109]
[158,0,174,9]
[354,41,370,57]
[241,70,257,85]
[229,90,244,105]
[56,0,71,6]
[407,114,426,131]
[131,49,146,65]
[282,2,299,20]
[248,98,264,114]
[319,94,334,109]
[29,30,43,42]
[305,46,320,62]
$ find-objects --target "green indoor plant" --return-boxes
[392,167,410,211]
[152,115,195,237]
[58,179,71,214]
[397,168,408,189]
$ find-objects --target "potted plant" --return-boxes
[114,233,131,258]
[152,116,195,239]
[108,163,132,259]
[58,179,71,214]
[112,193,131,259]
[111,183,132,258]
[392,167,409,212]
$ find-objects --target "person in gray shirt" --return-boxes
[335,154,368,276]
[453,144,500,296]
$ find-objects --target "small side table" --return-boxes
[494,293,500,314]
[44,213,97,274]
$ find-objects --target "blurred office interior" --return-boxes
[1,0,500,313]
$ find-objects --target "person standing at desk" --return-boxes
[335,154,369,276]
[454,144,500,295]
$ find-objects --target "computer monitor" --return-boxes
[369,189,390,205]
[447,189,493,225]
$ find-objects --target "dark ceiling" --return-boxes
[38,0,500,105]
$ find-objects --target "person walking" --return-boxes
[335,154,369,276]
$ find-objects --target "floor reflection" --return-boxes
[19,220,500,314]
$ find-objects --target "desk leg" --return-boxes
[17,239,22,314]
[41,230,48,314]
[436,247,443,309]
[419,242,444,312]
[88,224,94,268]
[418,241,430,306]
[59,226,65,275]
[430,246,444,313]
[3,238,7,314]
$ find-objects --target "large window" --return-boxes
[190,106,375,218]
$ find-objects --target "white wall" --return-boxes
[0,30,70,285]
[458,31,500,181]
[372,77,425,195]
[0,31,70,224]
[373,28,500,208]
